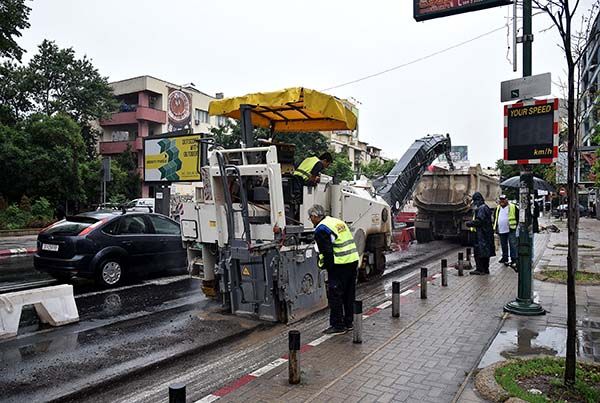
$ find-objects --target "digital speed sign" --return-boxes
[503,98,559,165]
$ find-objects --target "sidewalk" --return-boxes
[194,232,557,402]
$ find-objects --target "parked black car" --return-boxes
[34,211,187,287]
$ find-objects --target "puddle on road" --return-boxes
[479,321,600,368]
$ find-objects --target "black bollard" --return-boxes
[392,281,400,318]
[169,383,186,403]
[458,252,464,276]
[420,267,428,299]
[353,300,363,344]
[288,330,301,384]
[441,259,448,287]
[466,247,472,261]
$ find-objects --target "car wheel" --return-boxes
[97,258,124,287]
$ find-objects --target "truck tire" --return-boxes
[415,228,433,243]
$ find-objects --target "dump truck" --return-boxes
[412,165,500,244]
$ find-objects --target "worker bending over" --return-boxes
[309,204,359,335]
[293,152,333,186]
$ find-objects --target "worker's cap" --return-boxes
[499,194,508,200]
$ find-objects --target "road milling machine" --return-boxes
[180,87,453,323]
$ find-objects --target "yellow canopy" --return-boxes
[208,87,357,132]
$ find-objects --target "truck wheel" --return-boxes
[415,228,433,243]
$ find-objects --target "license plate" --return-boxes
[42,243,59,252]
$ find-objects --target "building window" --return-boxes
[211,115,226,127]
[194,109,209,125]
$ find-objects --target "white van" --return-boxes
[125,198,155,212]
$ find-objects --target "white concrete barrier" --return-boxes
[0,284,79,339]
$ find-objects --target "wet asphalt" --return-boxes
[0,240,458,402]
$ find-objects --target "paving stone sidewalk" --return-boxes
[211,234,550,403]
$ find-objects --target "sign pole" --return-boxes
[504,0,545,316]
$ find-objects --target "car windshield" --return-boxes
[44,216,99,236]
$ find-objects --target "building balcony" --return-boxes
[99,140,143,155]
[99,106,166,126]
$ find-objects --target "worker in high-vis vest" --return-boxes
[466,192,496,275]
[308,204,359,335]
[293,152,333,186]
[493,195,519,270]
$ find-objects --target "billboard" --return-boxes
[143,133,201,182]
[438,145,468,163]
[504,98,559,165]
[414,0,511,22]
[579,150,598,184]
[167,88,192,132]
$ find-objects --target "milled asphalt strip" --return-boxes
[6,275,194,342]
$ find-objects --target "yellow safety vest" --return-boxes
[470,211,477,233]
[293,156,319,181]
[317,216,360,267]
[493,203,517,231]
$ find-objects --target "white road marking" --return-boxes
[195,394,220,403]
[249,358,288,377]
[308,334,334,346]
[400,289,414,296]
[377,301,392,310]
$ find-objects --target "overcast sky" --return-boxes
[17,0,596,167]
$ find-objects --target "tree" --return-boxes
[25,114,86,206]
[0,0,30,61]
[532,0,600,386]
[361,159,397,179]
[325,153,354,182]
[210,120,329,165]
[0,61,30,125]
[25,40,118,157]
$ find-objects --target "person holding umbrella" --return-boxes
[466,192,496,275]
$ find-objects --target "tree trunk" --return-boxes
[564,48,578,387]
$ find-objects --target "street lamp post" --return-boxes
[503,0,545,316]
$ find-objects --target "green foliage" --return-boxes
[0,114,85,206]
[361,159,397,179]
[325,153,354,182]
[0,204,28,230]
[0,40,117,157]
[31,197,52,220]
[80,150,141,206]
[19,194,31,211]
[209,120,329,165]
[495,357,600,403]
[0,197,55,230]
[0,0,31,61]
[495,158,557,195]
[273,132,329,165]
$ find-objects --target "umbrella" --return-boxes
[500,176,556,193]
[208,87,357,132]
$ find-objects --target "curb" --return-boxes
[0,247,37,257]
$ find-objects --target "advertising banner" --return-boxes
[414,0,511,22]
[438,145,468,162]
[167,88,192,132]
[579,150,598,184]
[503,98,559,165]
[143,134,201,182]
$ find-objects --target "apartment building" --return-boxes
[97,75,223,197]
